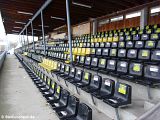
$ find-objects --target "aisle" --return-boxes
[0,55,59,120]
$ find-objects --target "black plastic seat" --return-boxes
[138,49,150,60]
[82,75,102,93]
[68,69,83,83]
[144,65,160,83]
[52,89,70,110]
[59,65,70,78]
[56,96,79,120]
[129,62,143,78]
[53,63,62,74]
[56,64,65,75]
[151,50,160,61]
[117,61,129,75]
[135,41,144,49]
[145,41,156,49]
[127,49,138,59]
[84,57,91,69]
[63,67,76,80]
[92,78,115,99]
[39,78,52,92]
[43,81,57,97]
[103,82,132,108]
[118,49,127,58]
[75,72,91,88]
[98,58,107,73]
[67,103,92,120]
[90,57,99,71]
[46,85,62,104]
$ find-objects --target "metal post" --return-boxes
[66,0,73,64]
[26,27,29,51]
[31,21,35,52]
[140,7,148,29]
[20,34,23,51]
[41,11,46,56]
[23,32,26,51]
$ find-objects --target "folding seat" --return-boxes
[90,48,96,56]
[84,56,91,69]
[52,63,61,74]
[146,29,152,34]
[91,43,95,48]
[109,49,117,58]
[105,42,111,48]
[144,65,160,83]
[151,50,160,61]
[37,75,48,88]
[138,49,150,60]
[43,81,57,97]
[40,78,52,92]
[118,49,127,58]
[76,72,91,88]
[125,35,132,41]
[98,58,107,73]
[52,89,70,110]
[133,34,140,41]
[34,72,44,85]
[79,56,85,67]
[56,96,79,120]
[46,85,62,104]
[63,67,76,80]
[157,41,160,48]
[68,69,83,83]
[129,62,143,78]
[103,82,132,108]
[90,57,99,71]
[95,42,100,48]
[67,103,92,120]
[92,78,115,99]
[135,41,144,49]
[59,65,70,78]
[117,61,129,75]
[87,43,90,48]
[145,40,156,49]
[126,41,134,48]
[127,49,138,59]
[96,48,102,57]
[82,75,102,93]
[106,59,117,75]
[100,42,105,48]
[141,34,149,40]
[150,33,159,41]
[119,36,125,41]
[111,42,118,48]
[55,64,65,75]
[118,41,125,48]
[102,48,109,58]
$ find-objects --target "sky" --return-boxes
[0,11,38,51]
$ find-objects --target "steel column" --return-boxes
[26,27,29,51]
[66,0,73,64]
[31,21,35,52]
[41,11,46,56]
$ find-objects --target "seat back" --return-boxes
[54,85,62,99]
[80,56,85,64]
[129,62,143,76]
[51,81,57,93]
[85,57,91,66]
[60,64,65,73]
[100,78,115,96]
[144,65,160,82]
[117,61,128,74]
[82,72,91,85]
[75,69,83,81]
[98,58,107,69]
[114,82,131,103]
[69,67,76,78]
[106,59,116,71]
[57,63,61,71]
[76,103,92,120]
[90,75,102,89]
[60,89,70,105]
[64,65,70,75]
[91,57,98,67]
[67,96,79,114]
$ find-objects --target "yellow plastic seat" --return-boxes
[113,36,119,42]
[108,37,113,42]
[81,48,86,56]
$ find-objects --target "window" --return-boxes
[110,16,123,22]
[126,12,141,19]
[150,6,160,14]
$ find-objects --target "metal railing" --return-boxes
[0,51,6,69]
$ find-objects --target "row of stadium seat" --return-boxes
[35,60,132,109]
[21,59,92,120]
